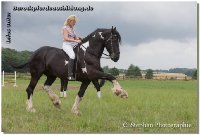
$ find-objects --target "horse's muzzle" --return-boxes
[111,52,120,62]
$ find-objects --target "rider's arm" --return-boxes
[74,31,80,40]
[63,29,79,43]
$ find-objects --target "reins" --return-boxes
[78,43,111,59]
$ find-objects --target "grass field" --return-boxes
[1,77,198,133]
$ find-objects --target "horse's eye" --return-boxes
[113,36,118,40]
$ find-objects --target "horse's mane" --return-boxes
[81,29,105,43]
[81,28,121,44]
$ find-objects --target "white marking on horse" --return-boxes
[26,95,36,112]
[111,80,128,98]
[60,91,67,98]
[63,91,67,97]
[64,60,68,66]
[43,85,61,105]
[71,95,82,115]
[80,42,89,52]
[98,32,104,40]
[97,91,101,98]
[81,67,87,73]
[79,42,89,74]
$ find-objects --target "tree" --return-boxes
[126,64,135,76]
[134,66,142,78]
[109,67,119,76]
[126,64,142,78]
[192,69,197,80]
[145,69,153,79]
[169,68,196,77]
[102,66,110,73]
[2,48,32,72]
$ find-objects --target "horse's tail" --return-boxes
[9,56,33,69]
[99,79,105,87]
[10,62,29,69]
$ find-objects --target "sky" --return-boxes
[1,2,197,70]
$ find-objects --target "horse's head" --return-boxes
[103,27,121,62]
[81,27,121,61]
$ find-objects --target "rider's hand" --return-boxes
[75,39,81,43]
[78,37,82,40]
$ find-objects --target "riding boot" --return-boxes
[68,59,75,80]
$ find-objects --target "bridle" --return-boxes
[104,32,117,59]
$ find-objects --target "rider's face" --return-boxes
[69,20,76,27]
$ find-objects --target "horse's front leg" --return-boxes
[71,80,91,115]
[90,70,128,98]
[92,80,101,98]
[111,80,128,98]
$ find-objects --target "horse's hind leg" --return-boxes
[60,79,64,98]
[26,76,40,112]
[60,79,68,98]
[63,80,68,98]
[43,76,61,107]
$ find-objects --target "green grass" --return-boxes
[2,78,198,133]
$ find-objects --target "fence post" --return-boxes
[13,71,17,87]
[2,71,4,87]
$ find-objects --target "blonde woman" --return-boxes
[62,15,81,80]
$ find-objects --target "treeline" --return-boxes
[1,47,197,79]
[103,65,197,80]
[2,48,33,72]
[103,65,155,79]
[155,68,196,77]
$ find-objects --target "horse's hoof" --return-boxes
[97,92,101,98]
[74,111,82,116]
[121,95,128,99]
[71,109,82,116]
[120,91,128,99]
[54,103,61,109]
[114,89,121,96]
[30,108,36,112]
[113,88,128,99]
[53,100,61,108]
[26,107,36,113]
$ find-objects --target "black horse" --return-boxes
[11,27,128,115]
[60,79,105,98]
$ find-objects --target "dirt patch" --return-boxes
[66,86,80,90]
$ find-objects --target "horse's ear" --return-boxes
[111,26,114,33]
[111,26,114,32]
[111,26,116,31]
